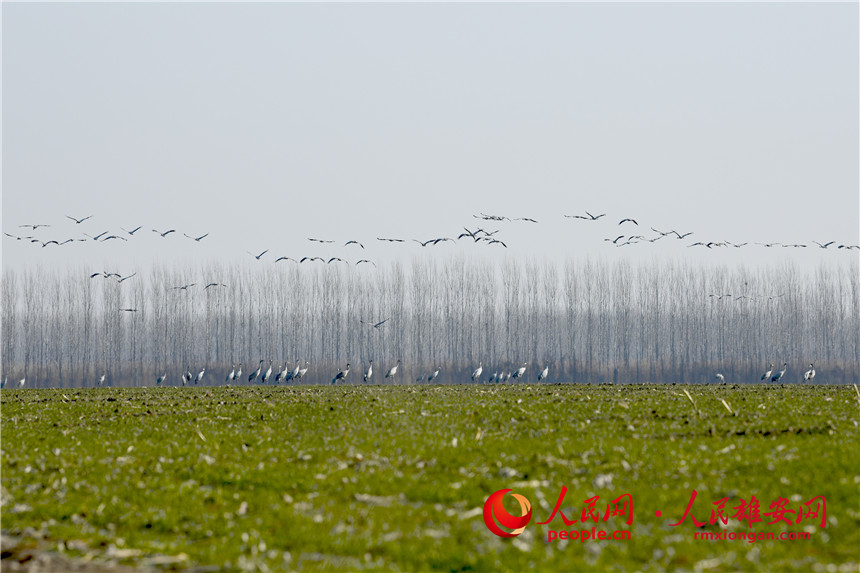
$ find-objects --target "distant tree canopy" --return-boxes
[2,258,857,387]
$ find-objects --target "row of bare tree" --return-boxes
[2,257,857,387]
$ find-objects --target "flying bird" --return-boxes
[361,318,389,329]
[514,217,538,223]
[308,238,335,244]
[66,215,93,224]
[300,256,324,263]
[101,235,128,242]
[121,226,142,235]
[204,282,227,289]
[184,233,209,242]
[377,237,405,243]
[248,250,268,260]
[118,308,138,312]
[618,218,638,226]
[565,211,605,221]
[356,260,376,267]
[172,283,196,291]
[275,256,299,263]
[152,229,176,237]
[345,240,365,249]
[20,224,50,230]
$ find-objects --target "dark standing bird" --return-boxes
[771,363,787,383]
[249,360,264,383]
[332,363,351,384]
[428,368,440,382]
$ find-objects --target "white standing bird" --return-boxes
[296,361,309,381]
[19,377,26,388]
[181,368,191,386]
[248,360,264,383]
[226,364,235,383]
[803,363,816,382]
[156,373,166,386]
[538,365,549,382]
[761,363,773,381]
[261,361,273,384]
[234,363,243,381]
[194,368,205,385]
[364,360,373,383]
[275,362,288,383]
[428,367,440,382]
[98,372,106,386]
[385,360,401,380]
[512,362,528,381]
[285,359,300,382]
[333,363,350,384]
[471,363,483,383]
[715,373,725,383]
[771,363,787,383]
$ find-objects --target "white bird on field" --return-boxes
[19,377,26,388]
[181,368,191,386]
[771,363,787,383]
[285,359,300,382]
[803,363,816,382]
[296,361,309,381]
[226,364,235,382]
[275,362,288,383]
[385,360,400,380]
[512,362,528,381]
[248,360,264,383]
[234,363,243,381]
[761,363,773,381]
[194,368,205,385]
[428,367,440,382]
[471,363,483,383]
[538,366,549,382]
[98,372,106,386]
[157,373,166,386]
[261,361,273,383]
[715,373,725,383]
[364,360,373,383]
[333,363,350,384]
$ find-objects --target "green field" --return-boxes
[2,384,858,572]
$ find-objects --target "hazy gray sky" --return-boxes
[3,2,858,272]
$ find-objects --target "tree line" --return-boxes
[1,257,857,387]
